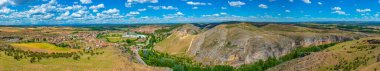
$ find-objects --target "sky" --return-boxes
[0,0,380,24]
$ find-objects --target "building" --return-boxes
[122,32,147,38]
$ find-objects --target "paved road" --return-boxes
[131,47,147,65]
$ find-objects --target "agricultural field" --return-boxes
[10,43,77,53]
[0,46,165,71]
[0,26,168,71]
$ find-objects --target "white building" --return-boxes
[122,32,147,38]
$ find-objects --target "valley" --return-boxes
[1,22,380,71]
[2,0,379,71]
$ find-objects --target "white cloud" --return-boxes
[202,14,220,17]
[129,11,140,15]
[220,12,228,15]
[71,13,81,18]
[138,8,147,11]
[186,1,211,5]
[332,7,341,11]
[331,7,348,15]
[0,0,9,6]
[289,0,294,2]
[356,9,371,13]
[89,4,104,12]
[43,13,54,19]
[148,6,178,10]
[221,7,227,9]
[126,11,140,16]
[127,0,158,3]
[80,0,92,4]
[258,4,268,9]
[302,0,311,4]
[90,4,104,10]
[148,6,160,10]
[0,0,35,7]
[332,11,347,15]
[318,2,322,5]
[125,3,132,8]
[25,0,60,15]
[125,0,158,7]
[192,7,198,9]
[162,12,185,19]
[175,12,184,16]
[161,6,178,10]
[0,7,13,14]
[228,1,245,7]
[0,0,125,24]
[375,13,379,17]
[102,8,120,14]
[71,10,87,18]
[62,11,70,16]
[285,10,291,12]
[56,12,69,20]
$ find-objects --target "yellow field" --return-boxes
[0,47,167,71]
[10,43,77,53]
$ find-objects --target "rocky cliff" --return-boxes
[155,23,368,67]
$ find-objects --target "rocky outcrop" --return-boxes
[156,23,367,67]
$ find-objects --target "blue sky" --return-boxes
[0,0,380,24]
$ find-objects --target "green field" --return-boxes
[10,43,76,53]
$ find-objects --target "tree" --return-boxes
[73,55,80,60]
[30,57,37,63]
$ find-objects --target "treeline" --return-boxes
[1,47,77,63]
[140,43,337,71]
[139,49,234,71]
[55,43,69,47]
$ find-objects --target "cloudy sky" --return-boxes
[0,0,379,24]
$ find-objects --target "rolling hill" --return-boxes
[268,37,380,71]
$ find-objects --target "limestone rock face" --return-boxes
[156,23,367,67]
